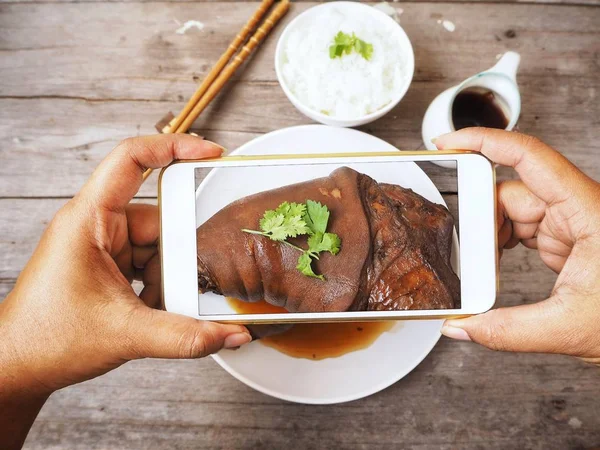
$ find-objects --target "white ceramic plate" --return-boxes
[205,125,445,404]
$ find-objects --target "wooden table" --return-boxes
[2,0,600,448]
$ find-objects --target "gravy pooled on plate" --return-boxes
[227,298,395,360]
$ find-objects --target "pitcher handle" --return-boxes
[488,51,521,81]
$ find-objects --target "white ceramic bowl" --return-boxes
[275,2,415,128]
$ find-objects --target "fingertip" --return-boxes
[215,322,250,335]
[201,140,227,155]
[208,322,251,341]
[432,134,450,150]
[441,322,473,341]
[431,131,456,150]
[223,332,253,349]
[204,322,251,354]
[167,135,226,161]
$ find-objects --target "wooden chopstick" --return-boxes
[163,0,275,135]
[173,0,290,134]
[142,0,290,182]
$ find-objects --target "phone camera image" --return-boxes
[194,160,460,317]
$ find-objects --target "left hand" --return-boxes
[0,135,252,397]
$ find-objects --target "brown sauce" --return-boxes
[226,298,396,360]
[452,87,509,130]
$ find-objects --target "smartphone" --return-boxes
[159,151,497,323]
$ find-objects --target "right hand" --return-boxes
[435,128,600,363]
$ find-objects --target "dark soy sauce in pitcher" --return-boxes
[452,87,509,130]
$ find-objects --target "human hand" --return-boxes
[435,128,600,363]
[0,135,252,397]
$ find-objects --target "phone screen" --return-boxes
[194,160,459,316]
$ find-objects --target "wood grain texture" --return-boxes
[22,343,600,449]
[1,3,599,198]
[2,0,600,448]
[0,199,158,279]
[20,314,600,450]
[2,2,599,98]
[1,72,599,196]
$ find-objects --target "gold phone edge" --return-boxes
[158,150,499,323]
[205,314,474,325]
[157,168,166,311]
[162,149,480,167]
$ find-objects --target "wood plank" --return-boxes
[0,98,264,197]
[1,3,599,100]
[0,280,13,300]
[1,66,599,198]
[1,3,599,198]
[0,199,161,279]
[20,322,600,450]
[0,199,64,279]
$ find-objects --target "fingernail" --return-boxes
[224,332,252,349]
[441,324,472,341]
[431,137,438,144]
[203,140,227,154]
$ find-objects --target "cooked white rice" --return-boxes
[280,6,409,119]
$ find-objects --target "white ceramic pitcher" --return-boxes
[422,51,521,160]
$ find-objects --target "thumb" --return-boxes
[125,307,252,359]
[441,298,572,354]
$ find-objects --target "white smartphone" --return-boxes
[159,151,497,323]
